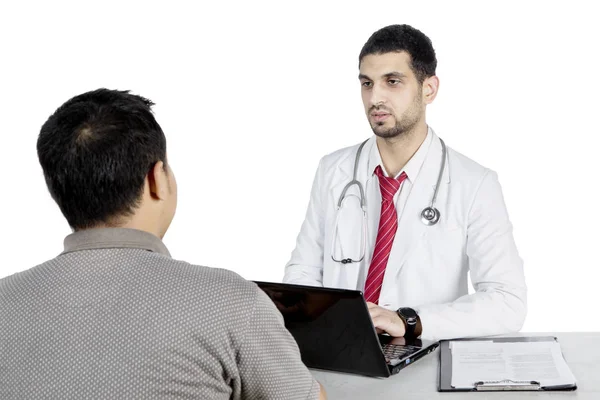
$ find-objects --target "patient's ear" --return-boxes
[148,161,169,201]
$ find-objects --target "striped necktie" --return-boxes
[363,165,408,304]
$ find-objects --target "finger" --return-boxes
[389,336,406,346]
[366,302,378,309]
[372,314,405,338]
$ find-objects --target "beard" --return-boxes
[370,93,423,139]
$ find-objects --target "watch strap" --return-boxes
[397,307,422,338]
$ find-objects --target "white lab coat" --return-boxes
[283,130,527,341]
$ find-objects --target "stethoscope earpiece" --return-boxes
[421,206,441,226]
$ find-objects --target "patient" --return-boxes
[0,89,326,400]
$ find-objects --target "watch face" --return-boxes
[399,307,417,318]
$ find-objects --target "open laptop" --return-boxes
[254,281,439,378]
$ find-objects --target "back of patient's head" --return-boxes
[37,88,169,232]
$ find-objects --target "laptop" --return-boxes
[254,281,439,377]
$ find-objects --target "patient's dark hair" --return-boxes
[359,24,437,84]
[37,88,167,230]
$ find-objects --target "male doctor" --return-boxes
[283,25,527,341]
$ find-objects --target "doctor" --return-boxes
[283,24,527,341]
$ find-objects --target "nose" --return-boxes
[369,83,386,109]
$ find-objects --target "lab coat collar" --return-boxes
[368,126,433,182]
[333,126,448,186]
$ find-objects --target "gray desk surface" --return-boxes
[311,333,599,399]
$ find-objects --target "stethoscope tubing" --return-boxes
[331,136,447,263]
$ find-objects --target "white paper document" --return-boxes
[450,340,576,389]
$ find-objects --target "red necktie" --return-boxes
[363,166,408,304]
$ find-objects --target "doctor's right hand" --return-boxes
[367,302,406,338]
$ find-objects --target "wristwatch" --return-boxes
[396,307,420,338]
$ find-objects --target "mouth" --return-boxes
[371,112,391,123]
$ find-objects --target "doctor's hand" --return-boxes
[367,302,406,338]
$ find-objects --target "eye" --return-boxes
[361,81,373,88]
[388,79,401,85]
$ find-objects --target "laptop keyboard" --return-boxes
[382,344,420,362]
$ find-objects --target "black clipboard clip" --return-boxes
[474,379,541,391]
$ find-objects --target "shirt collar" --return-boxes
[368,126,433,182]
[62,227,171,257]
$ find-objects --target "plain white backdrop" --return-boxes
[1,1,598,332]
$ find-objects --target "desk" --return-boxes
[311,333,599,399]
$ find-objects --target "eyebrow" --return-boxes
[383,71,407,79]
[358,71,407,80]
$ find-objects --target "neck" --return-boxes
[376,123,428,177]
[119,218,163,239]
[85,212,164,239]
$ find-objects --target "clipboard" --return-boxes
[438,336,578,392]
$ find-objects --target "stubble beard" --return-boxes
[370,93,423,140]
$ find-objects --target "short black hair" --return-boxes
[359,24,437,84]
[37,88,167,230]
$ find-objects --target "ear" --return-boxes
[148,161,169,201]
[422,75,440,105]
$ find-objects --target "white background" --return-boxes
[1,1,598,332]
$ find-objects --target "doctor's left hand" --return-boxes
[367,302,406,338]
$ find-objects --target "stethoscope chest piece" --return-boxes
[421,206,441,226]
[332,136,447,263]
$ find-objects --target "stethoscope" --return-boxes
[331,137,447,264]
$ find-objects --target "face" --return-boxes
[359,52,425,139]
